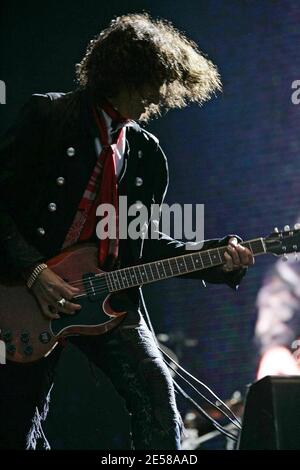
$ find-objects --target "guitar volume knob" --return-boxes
[6,344,16,355]
[24,345,33,356]
[3,330,12,342]
[39,332,51,344]
[20,331,30,343]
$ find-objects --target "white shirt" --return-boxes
[94,109,135,178]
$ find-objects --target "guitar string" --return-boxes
[71,259,253,299]
[50,239,261,290]
[65,245,264,298]
[64,260,223,290]
[57,259,225,291]
[55,246,266,304]
[56,247,238,289]
[52,241,263,300]
[69,260,226,298]
[71,264,215,299]
[60,247,229,288]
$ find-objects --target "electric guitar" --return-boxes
[0,226,299,363]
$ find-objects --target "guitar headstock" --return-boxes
[265,224,300,260]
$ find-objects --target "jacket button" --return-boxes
[56,177,65,186]
[135,200,143,210]
[135,177,143,187]
[67,147,75,157]
[48,203,57,212]
[37,227,46,236]
[138,150,143,159]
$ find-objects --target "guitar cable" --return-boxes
[157,346,241,429]
[159,347,241,428]
[160,353,240,441]
[139,287,242,441]
[172,380,239,442]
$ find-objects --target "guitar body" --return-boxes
[0,244,126,364]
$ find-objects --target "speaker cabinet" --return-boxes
[238,376,300,449]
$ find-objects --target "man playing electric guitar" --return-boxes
[0,13,253,450]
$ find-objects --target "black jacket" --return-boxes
[0,89,245,300]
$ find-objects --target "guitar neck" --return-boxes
[104,238,266,293]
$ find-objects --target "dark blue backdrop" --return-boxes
[1,0,300,449]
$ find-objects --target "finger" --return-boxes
[40,289,71,319]
[45,285,81,309]
[235,245,255,266]
[227,244,240,266]
[246,248,255,265]
[223,251,233,271]
[50,276,80,296]
[57,300,82,315]
[57,285,81,303]
[68,285,81,293]
[61,280,80,293]
[228,238,255,267]
[40,300,61,320]
[234,244,249,265]
[43,287,78,313]
[48,284,81,314]
[56,274,81,293]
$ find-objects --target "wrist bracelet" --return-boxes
[26,263,48,289]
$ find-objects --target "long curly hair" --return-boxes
[76,13,221,121]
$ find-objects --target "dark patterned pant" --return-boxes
[0,309,182,450]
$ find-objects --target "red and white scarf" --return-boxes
[63,100,128,268]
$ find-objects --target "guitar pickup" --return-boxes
[82,273,99,302]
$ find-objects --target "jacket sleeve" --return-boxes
[0,95,50,277]
[141,142,246,290]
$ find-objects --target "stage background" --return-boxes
[1,0,300,449]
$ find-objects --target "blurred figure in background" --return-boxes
[255,245,300,379]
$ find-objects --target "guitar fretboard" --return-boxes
[103,238,265,293]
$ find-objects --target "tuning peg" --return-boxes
[295,223,300,230]
[282,254,289,262]
[274,227,279,233]
[284,225,291,232]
